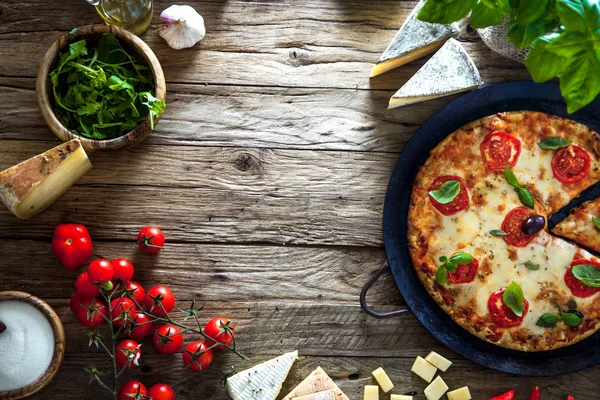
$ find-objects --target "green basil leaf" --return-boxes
[537,136,573,150]
[536,313,560,327]
[436,265,447,286]
[449,252,474,265]
[504,166,521,188]
[571,264,600,287]
[470,0,511,28]
[490,229,508,237]
[524,261,540,270]
[545,31,589,57]
[439,256,448,263]
[515,0,549,26]
[445,260,458,273]
[559,49,600,113]
[417,0,477,24]
[561,311,583,327]
[507,19,550,49]
[518,187,535,209]
[428,180,461,204]
[592,216,600,230]
[526,33,566,83]
[556,0,588,32]
[503,281,525,317]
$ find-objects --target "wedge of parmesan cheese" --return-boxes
[388,38,483,109]
[0,139,92,219]
[226,351,298,400]
[370,0,458,78]
[283,367,348,400]
[292,388,347,400]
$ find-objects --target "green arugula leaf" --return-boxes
[526,33,567,82]
[428,180,461,204]
[449,252,474,265]
[97,33,126,64]
[471,0,511,28]
[140,92,167,129]
[417,0,477,24]
[436,265,448,286]
[592,216,600,230]
[515,0,550,26]
[503,281,525,317]
[504,166,521,188]
[571,264,600,287]
[524,261,540,270]
[518,187,535,209]
[536,313,560,327]
[537,136,573,149]
[490,229,508,237]
[561,311,583,326]
[557,0,589,32]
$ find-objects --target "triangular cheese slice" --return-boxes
[226,351,298,400]
[388,38,482,109]
[370,0,458,78]
[292,388,348,400]
[0,139,92,219]
[283,367,349,400]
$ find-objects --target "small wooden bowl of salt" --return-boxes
[0,291,65,399]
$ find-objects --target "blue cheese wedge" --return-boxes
[283,367,348,400]
[370,0,458,78]
[388,38,483,109]
[226,351,298,400]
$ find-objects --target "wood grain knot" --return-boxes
[288,48,310,67]
[233,153,259,172]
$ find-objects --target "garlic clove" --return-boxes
[159,5,206,50]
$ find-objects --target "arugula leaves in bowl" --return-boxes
[49,33,166,141]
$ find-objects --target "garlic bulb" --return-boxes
[159,5,206,50]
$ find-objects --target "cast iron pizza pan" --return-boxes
[360,81,600,376]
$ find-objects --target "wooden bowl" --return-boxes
[36,25,166,152]
[0,291,65,400]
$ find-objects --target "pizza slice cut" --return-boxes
[553,199,600,252]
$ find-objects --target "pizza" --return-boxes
[407,110,600,351]
[553,199,600,253]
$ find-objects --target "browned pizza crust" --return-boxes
[408,111,600,351]
[553,199,600,252]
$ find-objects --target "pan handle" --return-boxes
[360,260,411,319]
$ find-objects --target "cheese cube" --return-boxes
[390,395,413,400]
[425,352,452,372]
[424,376,448,400]
[364,385,379,400]
[371,367,394,393]
[447,386,471,400]
[410,356,437,383]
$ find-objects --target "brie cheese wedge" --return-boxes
[292,388,347,400]
[283,366,349,400]
[388,39,483,109]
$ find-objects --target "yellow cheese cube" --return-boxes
[410,356,437,383]
[425,352,453,372]
[390,395,413,400]
[364,385,379,400]
[447,386,471,400]
[371,367,394,393]
[424,376,448,400]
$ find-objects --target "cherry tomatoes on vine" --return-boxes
[87,259,114,289]
[182,341,213,371]
[144,286,175,317]
[204,317,235,349]
[75,271,100,298]
[76,299,107,328]
[112,258,134,282]
[147,383,176,400]
[110,297,137,327]
[153,324,184,354]
[69,292,84,315]
[126,313,154,340]
[124,281,145,305]
[118,381,147,400]
[115,339,141,368]
[137,226,165,253]
[52,224,93,270]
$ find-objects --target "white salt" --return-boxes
[0,301,54,391]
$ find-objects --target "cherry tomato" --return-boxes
[87,259,114,284]
[428,175,469,216]
[501,206,537,247]
[124,281,146,305]
[52,224,93,271]
[565,259,600,298]
[110,297,138,327]
[148,383,176,400]
[118,381,147,400]
[204,317,235,348]
[77,299,107,328]
[144,286,175,317]
[552,144,591,184]
[530,386,540,400]
[153,324,184,354]
[182,341,213,371]
[488,288,529,328]
[69,292,84,315]
[480,131,522,171]
[126,313,154,340]
[112,258,134,282]
[490,390,515,400]
[115,339,141,368]
[448,258,479,284]
[138,226,165,253]
[75,271,100,298]
[567,396,576,400]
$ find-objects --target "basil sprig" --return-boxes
[504,166,535,209]
[538,137,572,150]
[571,264,600,287]
[503,281,525,317]
[435,252,473,286]
[537,310,583,328]
[592,216,600,230]
[429,180,461,204]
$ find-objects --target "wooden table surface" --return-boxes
[0,1,597,399]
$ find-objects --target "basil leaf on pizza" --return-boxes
[592,216,600,230]
[538,137,572,150]
[536,313,560,328]
[518,187,535,209]
[571,264,600,287]
[504,166,521,188]
[503,281,525,317]
[449,252,473,265]
[490,229,508,237]
[561,311,583,327]
[436,265,448,286]
[524,261,540,271]
[428,180,461,204]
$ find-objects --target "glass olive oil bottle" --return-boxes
[89,0,153,35]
